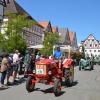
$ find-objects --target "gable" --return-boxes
[63,28,70,44]
[4,0,18,14]
[83,34,99,49]
[58,28,70,45]
[52,26,58,33]
[88,34,95,40]
[39,21,52,32]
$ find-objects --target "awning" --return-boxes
[28,45,44,49]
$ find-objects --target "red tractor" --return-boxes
[26,59,74,96]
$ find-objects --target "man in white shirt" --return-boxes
[12,50,19,83]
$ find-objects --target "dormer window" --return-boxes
[90,44,92,47]
[95,44,97,47]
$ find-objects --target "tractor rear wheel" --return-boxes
[79,67,81,71]
[26,76,35,92]
[65,66,74,87]
[53,78,61,96]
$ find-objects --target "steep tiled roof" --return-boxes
[4,0,33,17]
[4,0,18,14]
[58,28,70,45]
[69,31,75,42]
[52,26,58,33]
[39,21,52,32]
[39,21,49,29]
[3,0,44,28]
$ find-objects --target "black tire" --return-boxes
[79,61,81,71]
[89,61,92,71]
[53,78,61,96]
[65,66,74,87]
[79,67,81,71]
[26,76,35,92]
[91,62,94,70]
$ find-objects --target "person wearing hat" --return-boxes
[54,46,63,68]
[12,50,19,83]
[0,53,9,87]
[54,47,63,60]
[23,50,31,77]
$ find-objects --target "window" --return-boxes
[92,39,94,41]
[90,50,91,52]
[95,44,97,47]
[94,50,96,52]
[90,44,92,47]
[85,50,87,52]
[88,39,90,41]
[98,50,100,52]
[84,44,87,46]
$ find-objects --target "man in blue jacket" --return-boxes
[54,46,63,68]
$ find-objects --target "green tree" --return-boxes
[40,32,60,55]
[0,13,36,53]
[81,45,85,58]
[0,32,5,52]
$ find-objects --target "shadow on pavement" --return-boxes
[72,81,78,87]
[0,86,10,91]
[41,87,65,96]
[12,77,26,86]
[61,80,78,87]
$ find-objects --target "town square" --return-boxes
[0,0,100,100]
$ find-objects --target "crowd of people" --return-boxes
[0,48,48,87]
[0,50,22,87]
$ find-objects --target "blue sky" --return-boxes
[16,0,100,43]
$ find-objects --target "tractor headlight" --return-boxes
[64,68,70,75]
[48,70,52,75]
[33,70,36,73]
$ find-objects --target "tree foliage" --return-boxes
[40,32,60,55]
[0,13,36,53]
[81,45,85,58]
[0,32,5,52]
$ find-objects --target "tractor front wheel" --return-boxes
[53,78,61,96]
[79,66,81,71]
[26,76,35,92]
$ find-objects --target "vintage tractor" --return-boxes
[79,59,93,71]
[26,59,74,96]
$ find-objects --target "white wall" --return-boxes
[85,48,100,57]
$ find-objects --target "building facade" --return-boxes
[69,31,78,51]
[23,25,44,46]
[1,0,44,46]
[58,28,78,51]
[80,34,100,57]
[0,0,6,32]
[58,28,70,45]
